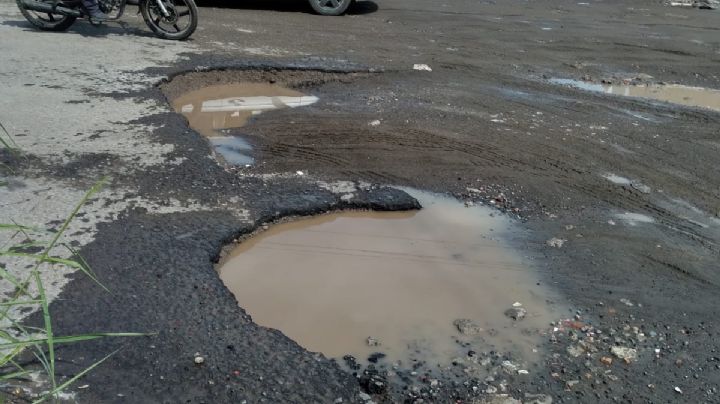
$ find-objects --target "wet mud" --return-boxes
[219,190,562,366]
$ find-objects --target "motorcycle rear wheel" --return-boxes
[140,0,197,40]
[16,0,77,31]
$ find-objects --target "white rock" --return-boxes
[413,64,433,72]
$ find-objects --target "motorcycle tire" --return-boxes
[140,0,197,40]
[16,0,77,31]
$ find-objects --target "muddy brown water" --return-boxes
[169,82,319,165]
[218,190,562,365]
[550,78,720,112]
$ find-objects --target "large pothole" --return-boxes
[218,189,564,373]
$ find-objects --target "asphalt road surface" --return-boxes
[1,0,719,402]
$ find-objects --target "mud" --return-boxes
[219,190,562,365]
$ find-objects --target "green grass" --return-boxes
[0,178,147,402]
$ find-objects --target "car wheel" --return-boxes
[308,0,351,16]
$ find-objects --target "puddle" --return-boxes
[550,78,720,112]
[218,190,561,366]
[170,83,319,165]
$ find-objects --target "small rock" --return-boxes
[454,319,483,335]
[567,345,584,358]
[620,298,634,306]
[524,393,553,404]
[369,120,381,127]
[194,355,205,365]
[359,392,372,401]
[367,352,386,363]
[630,181,651,194]
[546,237,566,248]
[296,170,304,176]
[517,369,529,375]
[675,386,683,394]
[334,399,343,404]
[566,380,580,388]
[504,307,527,321]
[610,346,638,362]
[501,360,519,373]
[600,356,613,366]
[366,336,381,347]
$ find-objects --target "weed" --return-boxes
[0,178,147,402]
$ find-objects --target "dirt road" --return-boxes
[1,0,719,402]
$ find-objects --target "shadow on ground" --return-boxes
[195,0,378,15]
[1,18,170,39]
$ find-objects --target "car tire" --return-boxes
[308,0,351,16]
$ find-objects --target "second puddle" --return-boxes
[170,82,319,165]
[218,190,561,366]
[550,78,720,112]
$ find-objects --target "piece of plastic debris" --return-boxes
[413,64,432,71]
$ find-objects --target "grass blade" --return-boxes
[32,349,120,404]
[0,332,149,349]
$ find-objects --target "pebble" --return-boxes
[546,237,566,248]
[366,336,381,347]
[359,392,372,401]
[610,346,638,362]
[453,318,483,335]
[194,355,205,365]
[504,307,527,321]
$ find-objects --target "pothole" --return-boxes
[550,78,720,112]
[169,82,318,166]
[218,190,563,369]
[162,69,369,166]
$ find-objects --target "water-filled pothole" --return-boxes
[218,190,562,367]
[550,78,720,112]
[169,82,319,165]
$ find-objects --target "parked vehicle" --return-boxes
[16,0,198,40]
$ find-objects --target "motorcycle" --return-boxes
[16,0,198,40]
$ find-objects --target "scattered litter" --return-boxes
[296,170,304,176]
[77,385,90,389]
[546,237,566,248]
[194,354,205,365]
[413,64,433,72]
[369,120,381,126]
[675,386,683,394]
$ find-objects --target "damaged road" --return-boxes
[1,0,720,402]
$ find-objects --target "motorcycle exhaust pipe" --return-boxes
[21,0,83,17]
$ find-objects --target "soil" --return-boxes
[6,0,720,402]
